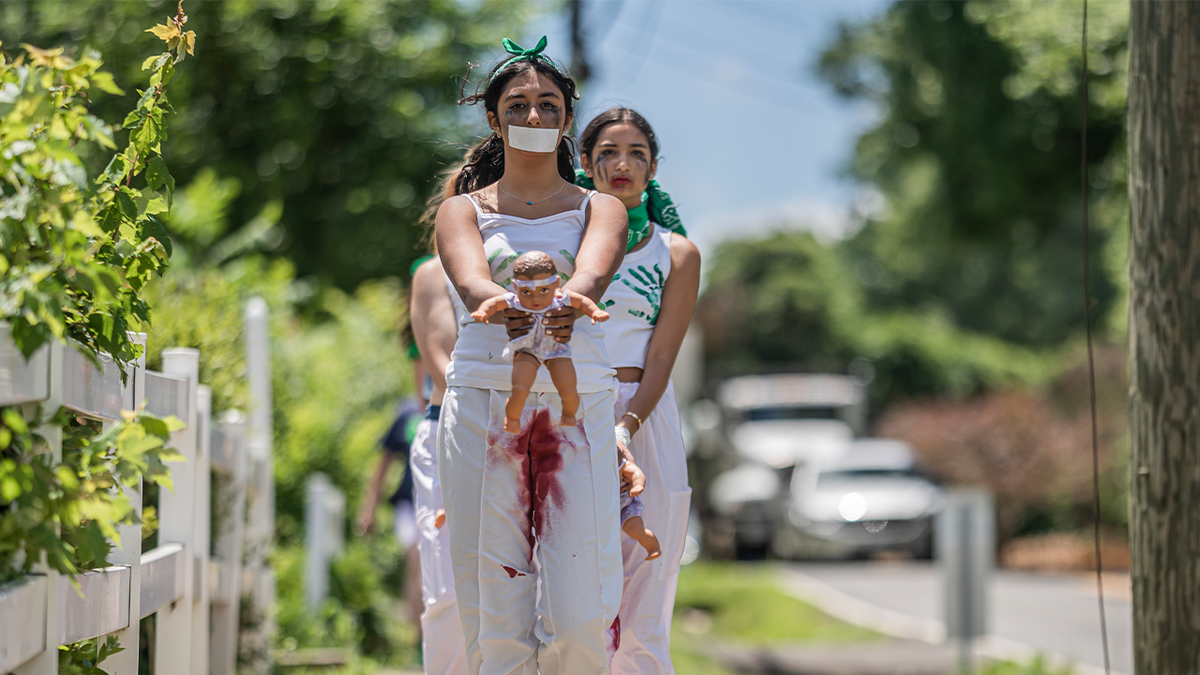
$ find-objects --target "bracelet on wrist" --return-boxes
[622,411,643,431]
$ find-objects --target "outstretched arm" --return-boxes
[437,195,507,312]
[470,294,510,323]
[567,290,610,323]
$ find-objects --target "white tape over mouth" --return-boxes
[507,126,561,153]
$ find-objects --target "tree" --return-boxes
[1127,2,1200,670]
[819,0,1128,347]
[0,0,532,289]
[697,230,1048,405]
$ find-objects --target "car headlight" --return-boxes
[838,492,868,522]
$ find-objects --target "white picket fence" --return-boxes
[0,298,275,675]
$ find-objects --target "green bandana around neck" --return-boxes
[574,169,687,251]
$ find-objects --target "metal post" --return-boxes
[156,348,200,674]
[305,474,345,611]
[937,489,994,674]
[243,297,275,675]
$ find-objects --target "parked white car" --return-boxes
[780,439,945,559]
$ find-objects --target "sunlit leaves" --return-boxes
[1,6,193,365]
[146,2,197,64]
[0,406,182,583]
[0,4,196,589]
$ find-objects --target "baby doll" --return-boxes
[471,251,610,432]
[618,448,661,561]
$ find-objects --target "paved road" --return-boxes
[782,562,1133,675]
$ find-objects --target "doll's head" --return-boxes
[511,251,562,311]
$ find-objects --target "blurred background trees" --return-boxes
[3,0,1140,668]
[3,0,535,668]
[698,0,1132,561]
[700,0,1129,402]
[1,0,530,289]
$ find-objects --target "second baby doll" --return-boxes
[470,251,610,432]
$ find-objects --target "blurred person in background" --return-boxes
[358,324,428,634]
[435,36,631,674]
[578,108,700,674]
[406,164,472,674]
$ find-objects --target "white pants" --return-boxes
[610,382,692,675]
[438,386,623,675]
[411,415,469,675]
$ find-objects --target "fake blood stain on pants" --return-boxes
[486,407,586,560]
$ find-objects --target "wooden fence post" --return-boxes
[14,342,63,675]
[103,335,146,675]
[243,298,274,674]
[190,385,212,675]
[155,348,199,674]
[209,413,247,675]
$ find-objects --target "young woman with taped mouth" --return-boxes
[434,37,639,674]
[577,108,701,675]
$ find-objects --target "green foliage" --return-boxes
[3,0,536,289]
[139,248,412,661]
[58,634,123,675]
[699,230,1052,404]
[818,1,1127,348]
[141,256,294,415]
[0,406,182,583]
[980,654,1075,675]
[0,12,190,365]
[701,231,862,371]
[274,538,416,668]
[273,280,411,544]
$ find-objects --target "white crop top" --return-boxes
[601,223,673,369]
[444,191,615,394]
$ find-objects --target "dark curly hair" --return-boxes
[455,57,579,195]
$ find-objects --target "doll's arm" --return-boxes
[566,290,610,324]
[470,294,510,323]
[619,456,647,498]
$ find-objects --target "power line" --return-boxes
[611,0,665,94]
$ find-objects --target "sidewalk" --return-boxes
[780,562,1131,675]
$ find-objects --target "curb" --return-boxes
[777,567,1129,675]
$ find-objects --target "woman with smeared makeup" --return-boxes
[578,108,701,675]
[434,37,635,675]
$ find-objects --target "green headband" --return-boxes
[488,36,554,85]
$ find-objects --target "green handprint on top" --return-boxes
[621,263,666,325]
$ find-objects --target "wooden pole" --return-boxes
[1128,2,1200,671]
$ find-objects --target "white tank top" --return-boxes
[445,273,470,331]
[601,224,673,369]
[444,191,614,394]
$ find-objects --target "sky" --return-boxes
[509,0,892,255]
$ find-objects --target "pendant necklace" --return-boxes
[498,180,566,206]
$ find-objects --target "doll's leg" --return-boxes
[546,357,580,426]
[621,515,662,561]
[506,352,540,432]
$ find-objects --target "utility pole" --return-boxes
[570,0,591,85]
[1127,2,1200,672]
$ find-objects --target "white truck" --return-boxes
[705,373,866,558]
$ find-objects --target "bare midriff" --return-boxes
[615,367,643,383]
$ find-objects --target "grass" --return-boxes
[672,561,883,645]
[667,560,884,672]
[978,655,1076,675]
